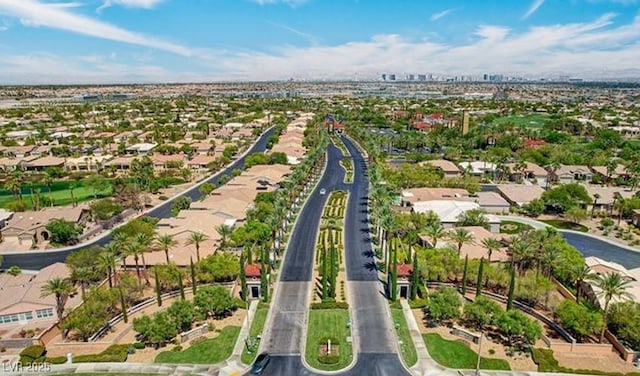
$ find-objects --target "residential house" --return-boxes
[505,162,547,183]
[150,154,185,171]
[459,161,498,177]
[0,206,90,249]
[591,165,629,182]
[496,185,545,207]
[21,156,66,172]
[550,165,593,184]
[412,200,500,233]
[400,188,470,207]
[421,226,510,262]
[187,154,218,170]
[419,159,461,177]
[0,263,81,331]
[583,256,640,307]
[125,143,157,156]
[584,186,636,213]
[472,192,511,214]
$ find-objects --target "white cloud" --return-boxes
[0,0,191,56]
[523,0,545,19]
[201,13,640,81]
[97,0,164,12]
[0,52,208,84]
[2,12,640,83]
[430,8,455,21]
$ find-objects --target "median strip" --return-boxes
[305,190,353,371]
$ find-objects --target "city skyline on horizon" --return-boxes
[0,0,640,84]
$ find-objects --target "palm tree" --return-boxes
[125,241,144,285]
[481,238,501,262]
[186,231,208,262]
[508,238,533,275]
[96,249,116,288]
[595,272,633,343]
[215,224,234,252]
[573,264,596,302]
[41,278,76,337]
[448,228,475,256]
[43,173,54,206]
[133,233,153,283]
[70,266,92,300]
[591,193,600,218]
[424,223,445,248]
[156,234,177,263]
[4,178,21,200]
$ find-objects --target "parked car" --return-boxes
[250,353,271,374]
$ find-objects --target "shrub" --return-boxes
[20,345,46,360]
[72,344,130,363]
[172,345,183,352]
[311,301,349,309]
[45,356,67,364]
[133,342,145,350]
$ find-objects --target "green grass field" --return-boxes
[500,220,535,234]
[493,114,549,128]
[423,333,511,370]
[154,326,240,364]
[0,186,112,209]
[241,307,269,365]
[305,309,353,371]
[540,219,589,232]
[390,308,418,367]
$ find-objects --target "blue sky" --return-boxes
[0,0,639,83]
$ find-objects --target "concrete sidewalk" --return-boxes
[400,300,453,376]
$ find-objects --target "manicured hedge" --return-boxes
[19,345,46,365]
[72,344,131,363]
[318,355,340,364]
[45,356,67,364]
[311,301,349,310]
[19,345,46,359]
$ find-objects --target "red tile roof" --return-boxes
[245,264,261,278]
[397,263,414,277]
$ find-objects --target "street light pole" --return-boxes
[475,329,483,376]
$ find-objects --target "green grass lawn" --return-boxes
[305,309,353,371]
[390,308,418,367]
[500,220,535,234]
[532,348,640,376]
[492,114,550,128]
[240,307,269,365]
[0,186,112,209]
[540,219,588,232]
[423,333,511,371]
[154,326,240,364]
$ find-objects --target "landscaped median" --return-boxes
[331,135,351,157]
[340,159,354,183]
[305,190,354,371]
[305,305,353,371]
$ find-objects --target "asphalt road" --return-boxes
[562,231,640,269]
[259,136,409,376]
[0,128,275,270]
[261,143,344,354]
